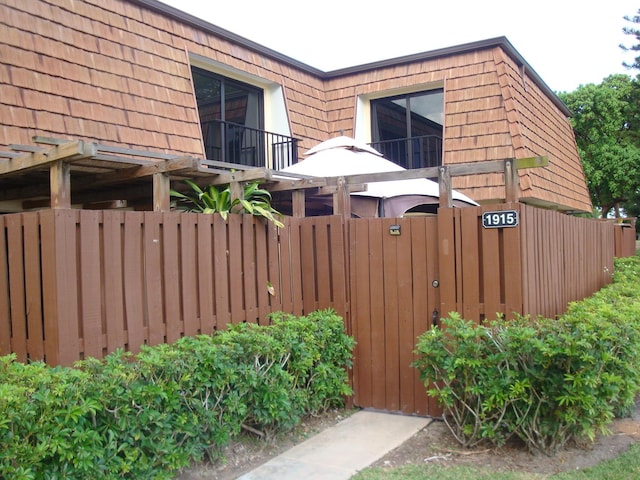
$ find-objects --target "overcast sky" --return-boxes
[159,0,638,93]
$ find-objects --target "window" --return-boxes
[371,89,444,169]
[192,67,264,165]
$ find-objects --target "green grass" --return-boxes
[352,464,542,479]
[351,442,640,480]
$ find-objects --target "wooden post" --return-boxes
[292,189,306,217]
[333,176,351,220]
[229,181,243,213]
[50,160,71,209]
[504,159,520,203]
[152,173,170,212]
[438,166,452,208]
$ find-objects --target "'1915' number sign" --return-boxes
[482,210,519,228]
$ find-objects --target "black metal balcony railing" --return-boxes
[201,120,298,170]
[370,135,443,170]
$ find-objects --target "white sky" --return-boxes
[159,0,638,93]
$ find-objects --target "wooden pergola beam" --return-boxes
[82,156,202,188]
[0,140,97,176]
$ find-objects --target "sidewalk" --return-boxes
[237,410,432,480]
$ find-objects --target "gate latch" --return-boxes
[432,309,439,328]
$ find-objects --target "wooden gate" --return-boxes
[349,217,441,416]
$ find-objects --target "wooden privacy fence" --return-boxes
[0,210,347,365]
[0,202,631,415]
[613,220,637,258]
[438,203,616,322]
[347,205,619,415]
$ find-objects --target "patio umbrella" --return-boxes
[278,136,477,217]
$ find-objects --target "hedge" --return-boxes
[413,254,640,455]
[0,309,355,479]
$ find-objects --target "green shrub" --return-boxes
[0,309,354,479]
[413,255,640,455]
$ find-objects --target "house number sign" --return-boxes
[482,210,519,229]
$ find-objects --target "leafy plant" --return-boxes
[171,179,284,227]
[413,254,640,455]
[0,309,354,478]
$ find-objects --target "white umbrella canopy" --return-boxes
[278,136,477,217]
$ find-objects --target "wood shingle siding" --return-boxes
[0,0,591,212]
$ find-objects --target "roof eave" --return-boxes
[131,1,571,116]
[325,37,571,116]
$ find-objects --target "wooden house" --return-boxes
[0,0,591,213]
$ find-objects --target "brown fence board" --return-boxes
[382,219,400,411]
[502,207,522,319]
[276,218,303,315]
[181,213,199,336]
[6,214,27,361]
[368,219,387,411]
[56,210,80,365]
[409,218,429,416]
[213,214,231,327]
[228,215,244,324]
[315,221,332,307]
[123,212,146,352]
[79,210,103,359]
[23,213,44,361]
[424,218,442,416]
[0,216,11,356]
[396,220,415,414]
[102,211,127,352]
[143,212,166,346]
[196,215,215,334]
[242,216,258,323]
[481,224,501,321]
[256,220,276,325]
[300,220,318,314]
[351,219,372,408]
[39,211,59,364]
[255,222,272,325]
[277,219,294,315]
[266,222,280,320]
[460,208,481,322]
[437,208,457,318]
[164,213,183,342]
[329,216,348,319]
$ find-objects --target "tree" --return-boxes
[620,8,640,147]
[620,8,640,70]
[558,75,640,218]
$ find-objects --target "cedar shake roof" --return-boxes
[0,0,592,212]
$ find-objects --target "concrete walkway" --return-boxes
[237,410,432,480]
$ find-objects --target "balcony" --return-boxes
[201,120,299,170]
[370,135,442,171]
